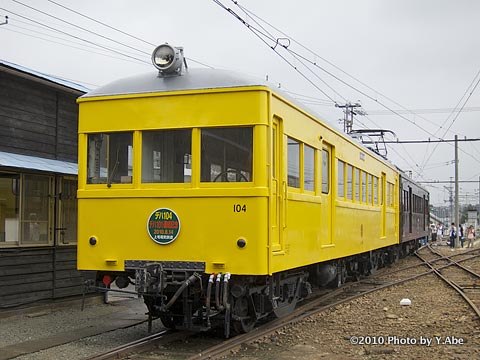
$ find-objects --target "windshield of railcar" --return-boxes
[200,127,252,182]
[142,129,192,183]
[86,126,253,185]
[87,132,133,184]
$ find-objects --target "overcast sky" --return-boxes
[1,0,479,207]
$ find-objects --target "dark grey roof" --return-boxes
[81,68,269,98]
[0,60,90,93]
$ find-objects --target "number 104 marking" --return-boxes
[233,204,247,212]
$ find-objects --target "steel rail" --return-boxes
[86,329,180,360]
[86,249,480,360]
[187,264,441,359]
[414,251,480,320]
[373,246,480,278]
[426,245,480,280]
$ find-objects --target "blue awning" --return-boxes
[0,151,77,175]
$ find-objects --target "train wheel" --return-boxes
[369,255,379,275]
[273,295,298,318]
[232,296,256,333]
[328,262,346,288]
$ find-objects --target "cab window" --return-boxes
[87,132,133,184]
[201,127,252,182]
[142,129,192,183]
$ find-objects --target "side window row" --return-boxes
[287,136,329,194]
[337,159,395,208]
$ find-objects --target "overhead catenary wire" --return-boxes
[418,68,480,173]
[367,106,480,115]
[223,0,446,187]
[230,0,461,138]
[211,0,341,103]
[215,0,480,181]
[226,0,480,184]
[215,0,458,143]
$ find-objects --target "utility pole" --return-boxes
[448,178,453,224]
[455,135,459,248]
[336,102,364,134]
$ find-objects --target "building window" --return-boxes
[304,145,315,191]
[337,160,345,198]
[322,149,329,194]
[354,168,360,201]
[347,164,353,200]
[0,173,77,247]
[0,174,20,244]
[201,127,252,182]
[22,175,51,245]
[59,178,77,245]
[142,129,192,183]
[287,137,300,188]
[87,132,133,184]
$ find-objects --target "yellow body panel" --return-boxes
[77,85,401,276]
[77,197,268,274]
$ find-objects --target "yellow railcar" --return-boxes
[77,45,427,336]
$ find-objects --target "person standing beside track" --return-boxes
[459,224,464,247]
[437,224,443,242]
[449,223,457,249]
[466,225,475,248]
[431,224,437,242]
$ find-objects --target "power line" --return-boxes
[44,0,215,69]
[0,7,150,63]
[2,26,149,71]
[418,181,480,184]
[45,0,156,47]
[211,0,342,103]
[362,138,480,144]
[215,0,455,142]
[10,0,149,55]
[230,0,458,138]
[6,17,147,58]
[6,1,214,69]
[419,68,480,173]
[367,106,480,115]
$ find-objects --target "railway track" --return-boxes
[89,249,480,360]
[415,245,480,319]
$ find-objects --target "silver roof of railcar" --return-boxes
[81,68,268,98]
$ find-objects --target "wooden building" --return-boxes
[0,60,89,308]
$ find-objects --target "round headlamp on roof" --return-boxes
[151,44,185,76]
